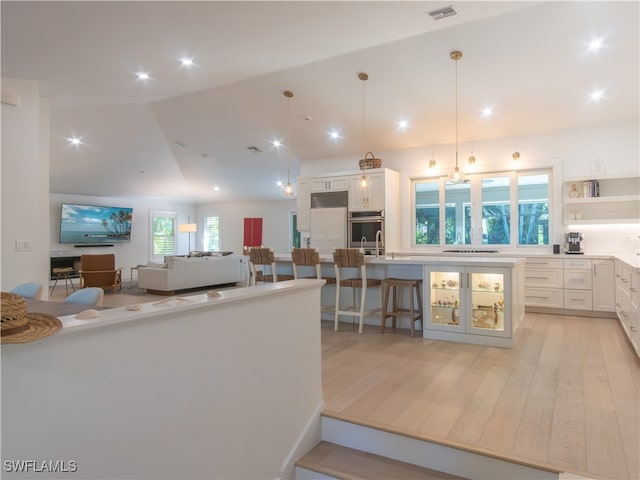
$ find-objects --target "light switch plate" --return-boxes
[16,240,33,251]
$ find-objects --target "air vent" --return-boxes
[174,140,188,148]
[246,146,263,153]
[427,5,457,20]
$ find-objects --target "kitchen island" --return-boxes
[276,252,525,347]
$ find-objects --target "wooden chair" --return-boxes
[291,248,336,285]
[248,247,293,285]
[78,254,122,294]
[333,248,381,334]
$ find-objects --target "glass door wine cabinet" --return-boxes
[425,264,523,347]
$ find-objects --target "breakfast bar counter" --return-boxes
[276,252,525,347]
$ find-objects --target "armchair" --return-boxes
[78,254,122,293]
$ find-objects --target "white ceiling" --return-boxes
[2,1,638,203]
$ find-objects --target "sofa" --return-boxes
[137,255,248,294]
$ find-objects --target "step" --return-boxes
[295,441,467,480]
[319,414,563,480]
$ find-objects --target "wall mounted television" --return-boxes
[59,203,133,245]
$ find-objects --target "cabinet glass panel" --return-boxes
[429,270,461,327]
[470,272,505,332]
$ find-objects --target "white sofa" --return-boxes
[137,255,247,294]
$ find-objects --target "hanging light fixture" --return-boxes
[448,50,472,184]
[357,72,382,189]
[282,90,295,196]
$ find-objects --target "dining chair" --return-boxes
[64,287,105,307]
[10,282,44,300]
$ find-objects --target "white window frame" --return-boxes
[149,210,177,261]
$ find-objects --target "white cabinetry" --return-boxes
[563,176,640,225]
[296,179,310,232]
[309,176,349,193]
[524,258,563,308]
[592,259,615,312]
[564,258,593,310]
[525,256,615,313]
[615,259,639,357]
[348,172,385,211]
[424,264,524,347]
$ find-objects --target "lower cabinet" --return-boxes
[615,259,639,357]
[424,264,524,348]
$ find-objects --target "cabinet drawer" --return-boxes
[524,268,563,288]
[526,258,563,269]
[564,269,592,290]
[525,287,564,308]
[563,258,592,270]
[564,290,593,310]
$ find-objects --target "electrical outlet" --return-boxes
[15,240,33,251]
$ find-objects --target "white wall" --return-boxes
[50,193,197,273]
[197,199,297,254]
[300,121,640,254]
[1,79,51,293]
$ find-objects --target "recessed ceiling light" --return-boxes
[589,89,605,102]
[397,120,409,130]
[272,139,282,148]
[213,185,220,192]
[67,137,82,146]
[276,180,284,187]
[588,37,604,52]
[328,130,340,140]
[180,57,195,67]
[136,71,150,80]
[481,107,494,118]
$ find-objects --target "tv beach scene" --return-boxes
[60,204,132,244]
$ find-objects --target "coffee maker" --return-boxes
[564,232,584,254]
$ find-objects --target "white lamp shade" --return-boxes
[178,223,197,233]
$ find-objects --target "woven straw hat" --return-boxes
[1,292,62,344]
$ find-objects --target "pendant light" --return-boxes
[282,90,294,196]
[448,50,470,184]
[357,72,382,189]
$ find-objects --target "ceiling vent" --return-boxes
[246,146,263,153]
[427,5,457,20]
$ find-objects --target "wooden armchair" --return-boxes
[78,254,122,293]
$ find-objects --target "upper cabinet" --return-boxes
[563,175,640,225]
[349,171,385,211]
[309,176,349,193]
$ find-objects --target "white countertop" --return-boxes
[276,251,640,271]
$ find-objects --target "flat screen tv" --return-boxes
[59,203,133,244]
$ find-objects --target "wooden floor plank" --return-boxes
[320,313,638,480]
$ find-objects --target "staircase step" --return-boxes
[296,441,467,480]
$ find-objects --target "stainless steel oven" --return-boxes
[348,210,384,255]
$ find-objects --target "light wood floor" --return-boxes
[48,286,639,479]
[322,315,640,480]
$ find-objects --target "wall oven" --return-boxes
[348,210,384,255]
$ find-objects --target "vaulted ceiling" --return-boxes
[2,1,638,203]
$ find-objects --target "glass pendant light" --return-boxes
[282,90,295,196]
[447,50,471,185]
[357,72,382,189]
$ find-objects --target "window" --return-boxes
[150,211,177,261]
[517,174,549,245]
[481,176,510,245]
[203,216,221,251]
[412,169,551,248]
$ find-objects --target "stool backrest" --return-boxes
[292,248,320,266]
[333,249,365,268]
[248,247,274,266]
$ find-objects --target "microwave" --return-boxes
[348,211,384,255]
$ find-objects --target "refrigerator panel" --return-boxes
[310,207,347,254]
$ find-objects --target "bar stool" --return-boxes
[380,277,423,337]
[50,267,76,296]
[248,247,294,285]
[334,248,381,334]
[291,248,335,284]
